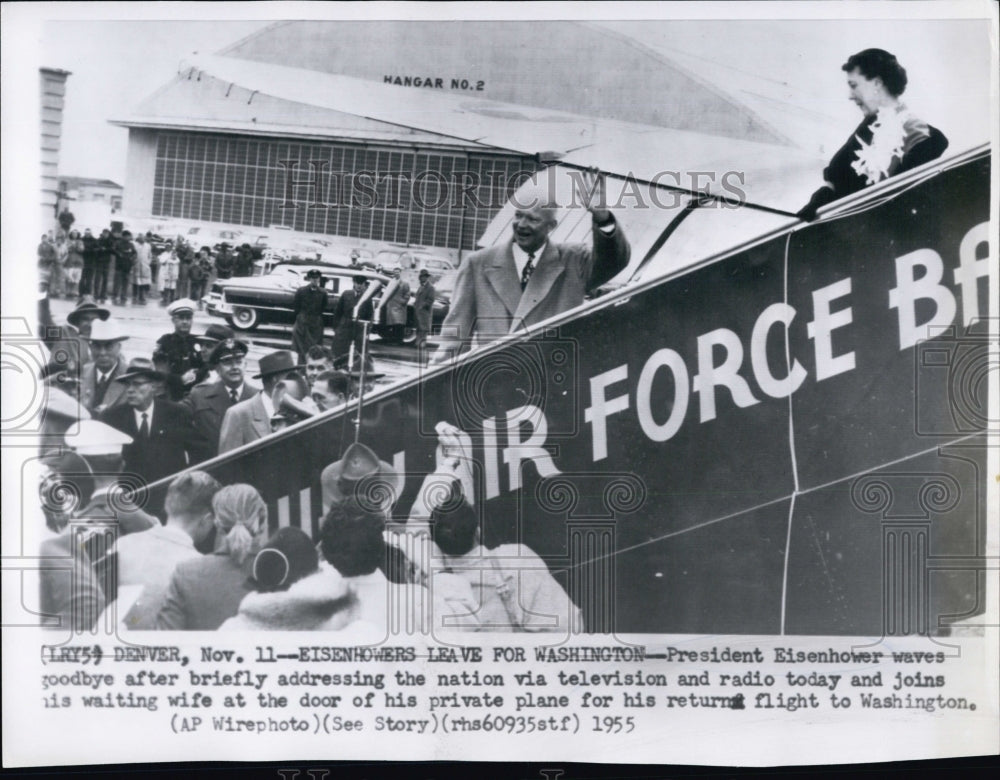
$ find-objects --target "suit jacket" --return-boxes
[156,550,258,630]
[384,280,411,325]
[80,359,129,415]
[39,531,106,632]
[437,218,629,355]
[114,524,202,629]
[330,289,374,361]
[101,400,203,487]
[185,379,259,463]
[218,392,271,454]
[414,281,436,331]
[331,288,375,329]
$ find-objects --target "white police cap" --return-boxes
[65,419,133,456]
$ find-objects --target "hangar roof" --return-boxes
[113,54,824,213]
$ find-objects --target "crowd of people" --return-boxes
[35,268,580,635]
[38,223,257,309]
[38,397,582,634]
[38,293,381,487]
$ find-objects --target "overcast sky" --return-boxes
[41,19,270,183]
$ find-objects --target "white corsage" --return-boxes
[850,106,907,186]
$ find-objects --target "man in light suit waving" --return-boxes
[432,168,628,362]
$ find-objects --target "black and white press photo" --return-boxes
[2,0,997,769]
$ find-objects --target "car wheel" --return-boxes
[231,306,259,331]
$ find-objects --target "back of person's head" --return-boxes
[842,48,908,97]
[212,484,268,565]
[318,370,349,398]
[430,500,479,557]
[252,527,319,592]
[165,471,222,526]
[319,499,385,577]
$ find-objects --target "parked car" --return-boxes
[204,262,449,338]
[374,248,456,275]
[183,225,246,255]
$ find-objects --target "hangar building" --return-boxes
[112,21,792,254]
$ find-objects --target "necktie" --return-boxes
[94,373,110,405]
[230,388,239,404]
[520,252,535,291]
[139,412,149,440]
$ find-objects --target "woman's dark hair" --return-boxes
[842,48,908,97]
[253,527,319,592]
[319,499,385,577]
[430,501,479,557]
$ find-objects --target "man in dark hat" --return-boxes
[46,300,111,387]
[100,357,205,486]
[347,363,385,399]
[153,298,209,400]
[79,317,130,415]
[414,269,436,349]
[218,350,300,453]
[66,299,110,338]
[291,268,329,364]
[66,296,109,339]
[234,243,255,277]
[184,336,258,462]
[214,243,235,280]
[330,275,375,367]
[189,322,236,388]
[376,268,410,344]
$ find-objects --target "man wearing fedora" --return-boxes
[100,357,204,487]
[189,322,238,387]
[80,317,130,415]
[291,268,329,364]
[153,298,209,400]
[330,275,375,368]
[63,299,110,365]
[42,300,110,392]
[185,336,259,462]
[376,268,410,345]
[414,268,436,349]
[218,350,301,453]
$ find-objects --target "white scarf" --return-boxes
[850,105,909,186]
